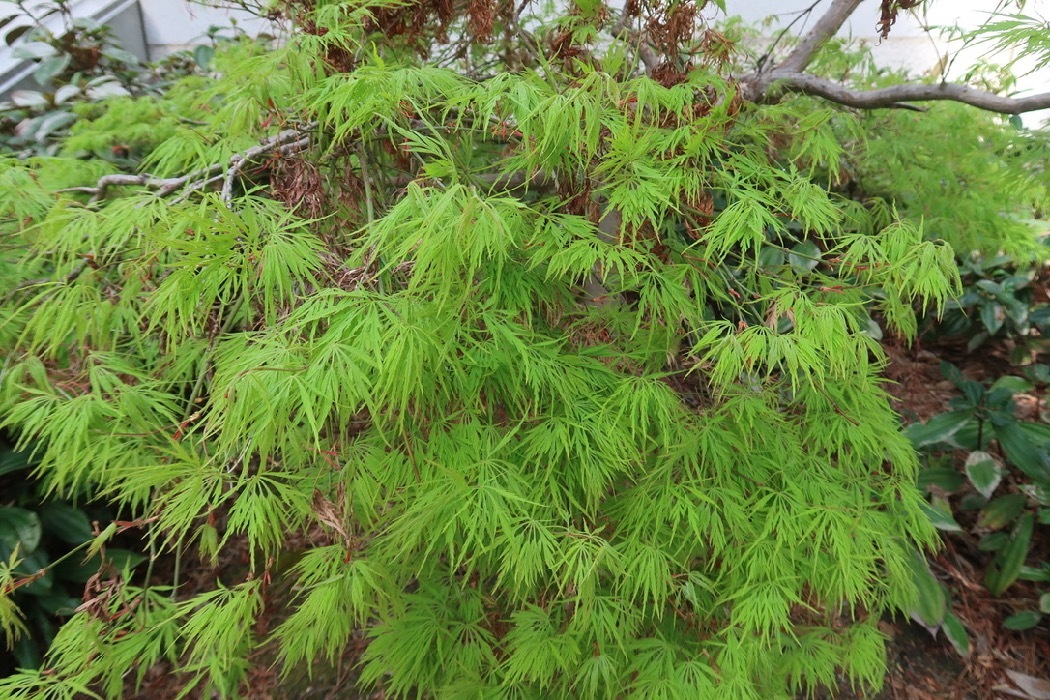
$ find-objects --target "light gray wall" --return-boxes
[139,2,276,59]
[0,0,146,99]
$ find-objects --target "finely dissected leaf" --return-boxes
[0,550,29,646]
[85,523,118,560]
[0,0,1033,696]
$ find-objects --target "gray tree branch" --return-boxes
[775,0,864,73]
[745,71,1050,114]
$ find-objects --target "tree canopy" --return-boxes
[0,0,1046,697]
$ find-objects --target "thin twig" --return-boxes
[755,0,823,72]
[610,14,660,73]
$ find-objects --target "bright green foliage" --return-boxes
[794,34,1050,262]
[851,103,1048,260]
[0,0,1015,696]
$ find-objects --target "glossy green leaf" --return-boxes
[978,532,1009,551]
[985,512,1035,596]
[990,375,1034,395]
[788,240,821,272]
[53,83,80,105]
[1003,299,1029,326]
[1002,611,1041,631]
[102,47,140,65]
[941,611,970,656]
[51,554,100,584]
[12,633,42,672]
[1019,564,1050,582]
[33,53,71,85]
[904,411,974,449]
[977,493,1026,530]
[38,503,94,545]
[194,44,215,69]
[105,549,148,570]
[995,422,1050,481]
[864,315,883,340]
[907,549,946,627]
[974,279,1003,295]
[1024,364,1050,384]
[33,591,81,616]
[10,89,47,108]
[1025,483,1050,507]
[0,447,33,477]
[1031,306,1050,334]
[1040,593,1050,614]
[11,42,57,60]
[921,500,964,533]
[980,302,1005,335]
[0,508,43,556]
[958,380,985,405]
[1017,421,1050,446]
[964,451,1003,499]
[33,110,76,141]
[918,466,965,493]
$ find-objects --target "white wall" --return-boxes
[1,0,147,98]
[139,1,276,58]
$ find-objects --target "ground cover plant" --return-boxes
[0,0,1048,697]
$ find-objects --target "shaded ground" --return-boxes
[873,336,1050,700]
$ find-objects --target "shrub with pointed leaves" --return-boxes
[0,0,1045,697]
